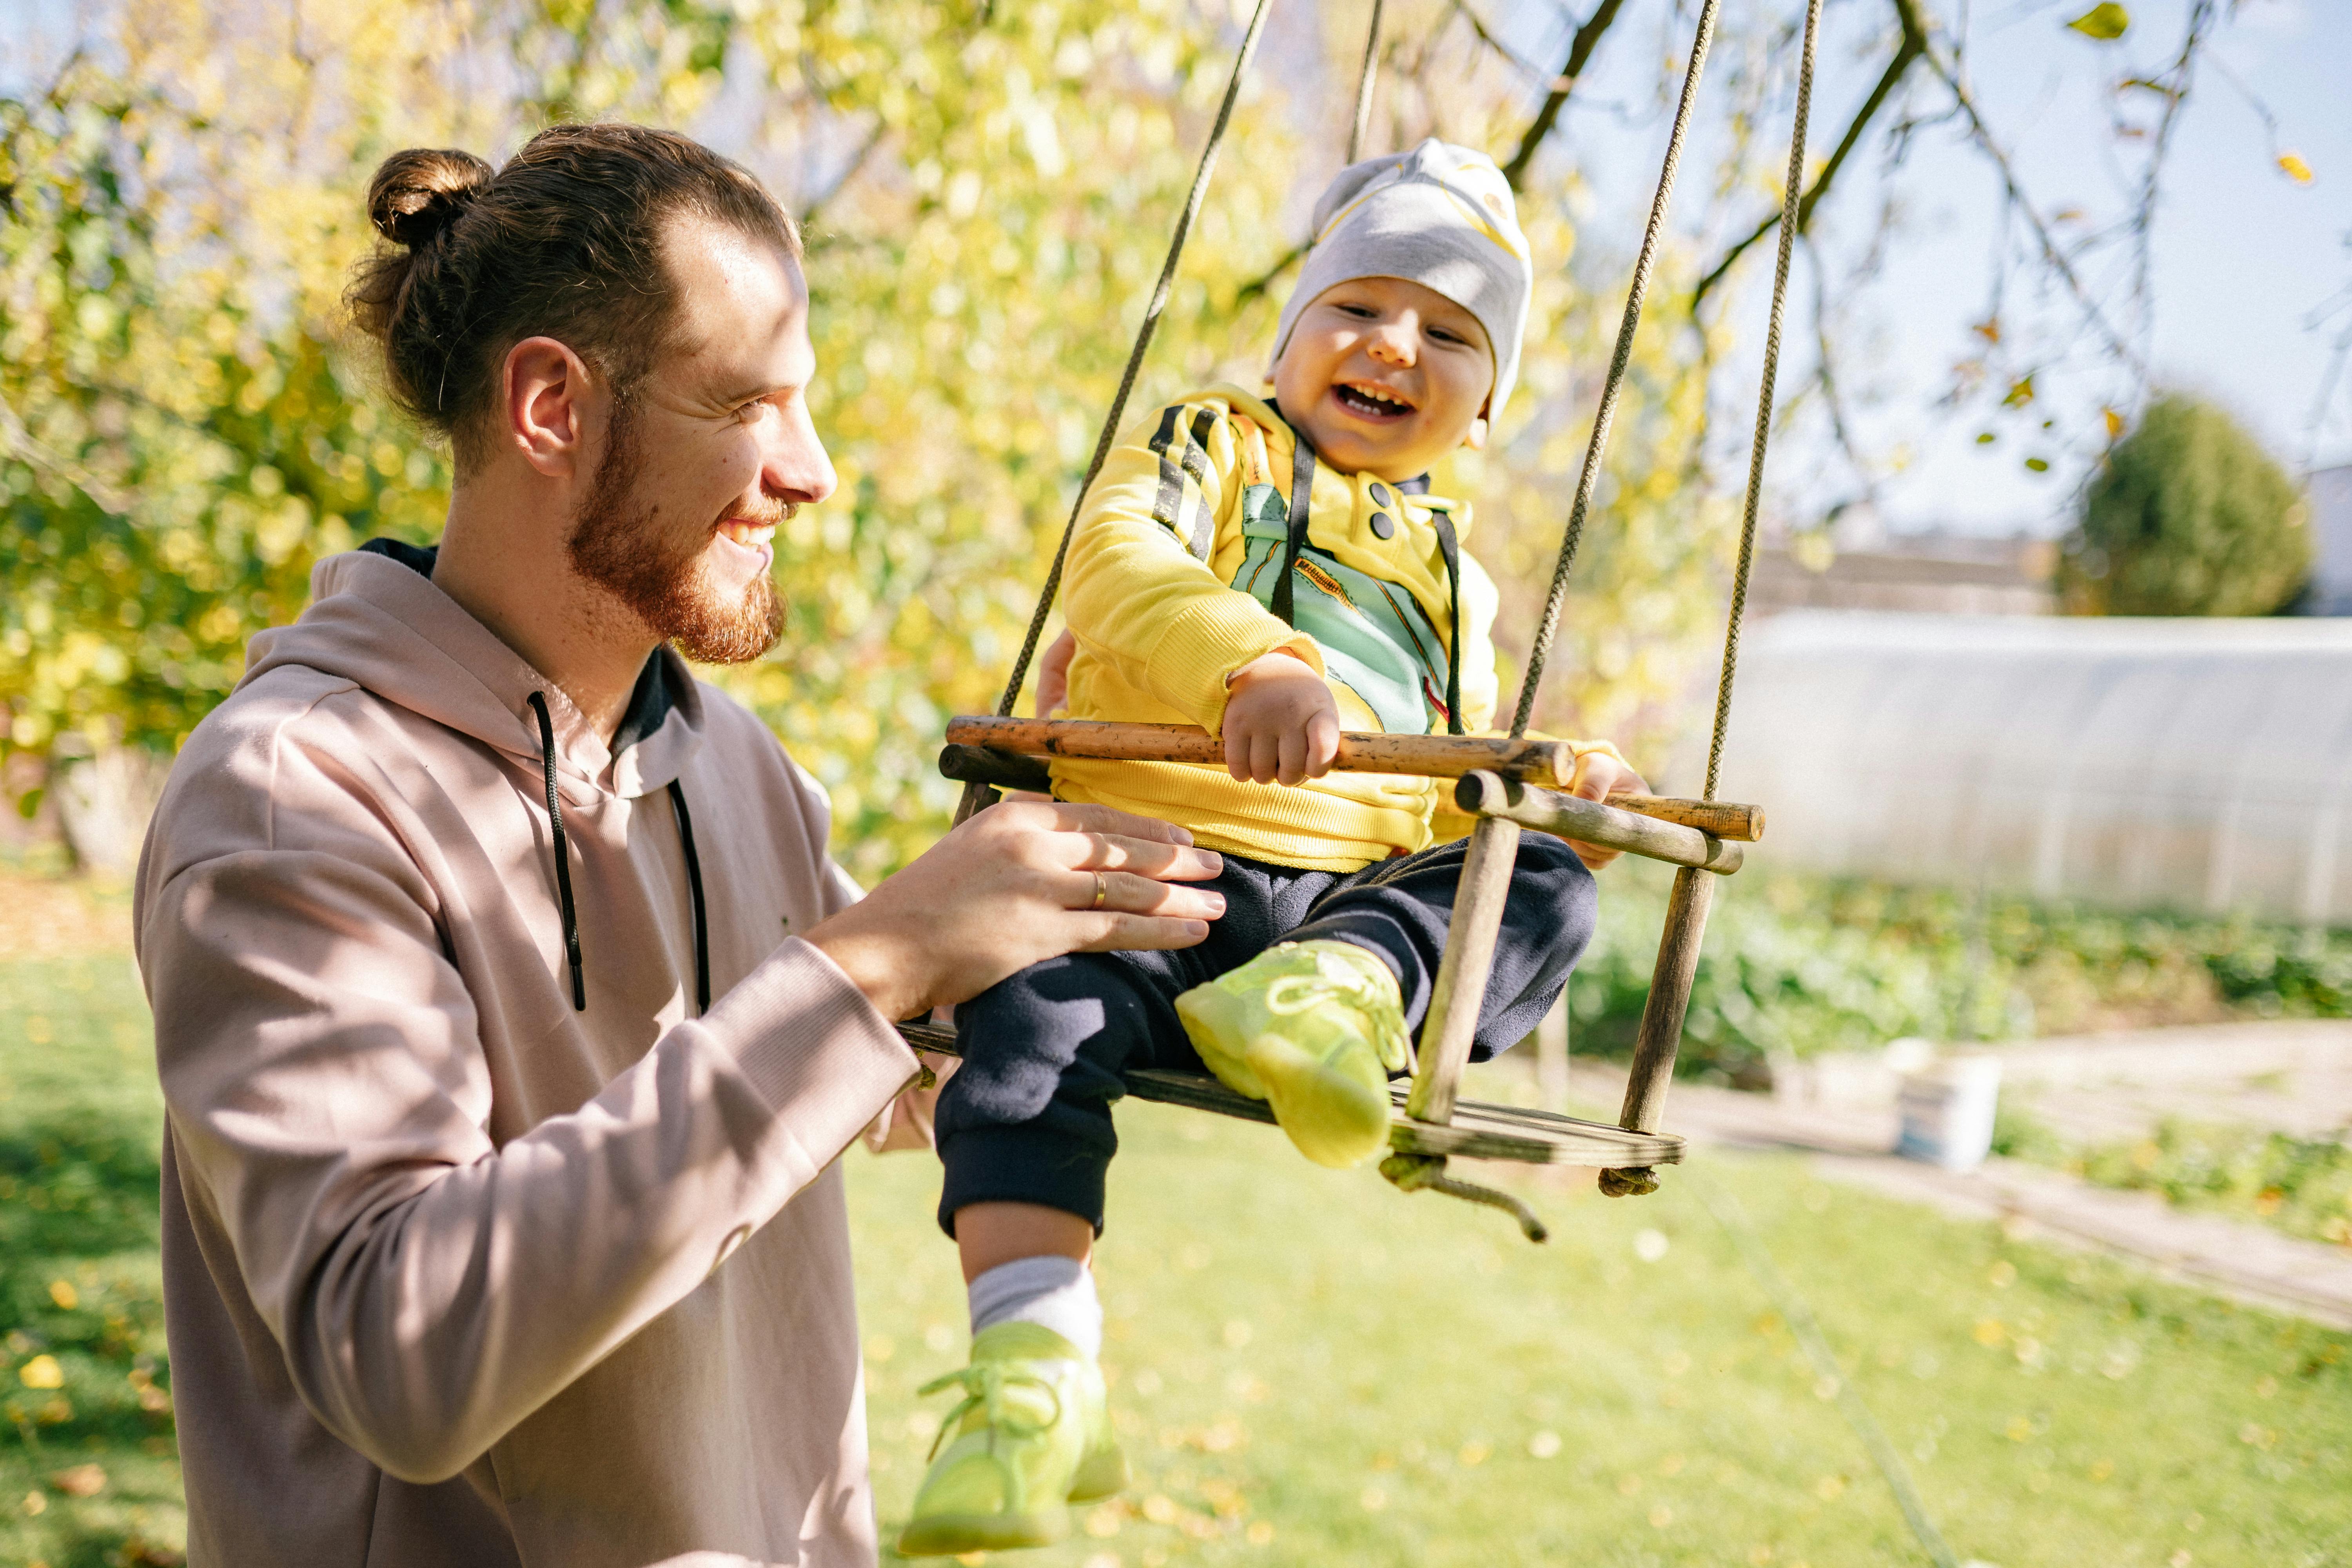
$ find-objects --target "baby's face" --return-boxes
[1271,275,1495,483]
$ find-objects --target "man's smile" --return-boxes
[716,517,777,548]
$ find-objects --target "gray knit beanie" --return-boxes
[1269,138,1534,422]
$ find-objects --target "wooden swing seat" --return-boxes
[895,1019,1686,1169]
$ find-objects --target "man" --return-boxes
[133,123,1225,1566]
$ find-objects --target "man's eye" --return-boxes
[735,400,765,424]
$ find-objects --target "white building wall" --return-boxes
[1713,612,2352,922]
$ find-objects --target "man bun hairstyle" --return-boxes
[366,148,494,249]
[346,123,800,468]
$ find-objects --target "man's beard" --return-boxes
[565,403,786,665]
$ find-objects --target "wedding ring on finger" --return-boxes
[1092,870,1107,910]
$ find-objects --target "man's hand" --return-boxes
[1221,651,1340,786]
[1561,750,1649,871]
[804,800,1226,1022]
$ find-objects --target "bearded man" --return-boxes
[132,124,1225,1567]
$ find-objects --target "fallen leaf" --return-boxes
[47,1464,104,1498]
[2067,4,2129,41]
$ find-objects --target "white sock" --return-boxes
[967,1255,1102,1361]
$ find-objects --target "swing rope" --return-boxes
[1346,0,1387,164]
[1704,0,1821,802]
[960,0,1276,824]
[1505,0,1724,739]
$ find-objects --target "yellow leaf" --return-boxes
[2025,457,2051,473]
[2279,151,2314,186]
[45,1464,104,1499]
[45,1281,76,1311]
[2066,4,2129,40]
[2002,375,2036,408]
[17,1355,63,1390]
[2103,407,2125,440]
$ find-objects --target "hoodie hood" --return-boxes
[241,546,703,803]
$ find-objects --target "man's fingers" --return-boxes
[1068,832,1225,881]
[1071,912,1214,953]
[1038,800,1197,846]
[1067,868,1226,920]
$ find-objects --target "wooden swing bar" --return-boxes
[941,715,1764,842]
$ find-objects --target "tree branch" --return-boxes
[1916,13,2145,377]
[1234,240,1307,309]
[1498,0,1628,192]
[1691,0,1927,317]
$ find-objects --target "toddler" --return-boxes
[899,140,1641,1557]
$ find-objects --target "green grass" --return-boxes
[855,1074,2352,1568]
[2,927,2348,1568]
[0,954,181,1568]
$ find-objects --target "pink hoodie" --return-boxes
[134,546,921,1566]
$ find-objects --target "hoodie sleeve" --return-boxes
[140,711,916,1486]
[1061,397,1323,736]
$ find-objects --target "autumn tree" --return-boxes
[2059,394,2311,615]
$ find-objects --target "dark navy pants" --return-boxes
[935,832,1597,1235]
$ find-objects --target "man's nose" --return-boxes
[765,400,838,507]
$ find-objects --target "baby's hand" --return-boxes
[1221,652,1341,786]
[1563,750,1650,871]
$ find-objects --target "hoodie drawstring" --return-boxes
[527,692,588,1012]
[666,779,711,1014]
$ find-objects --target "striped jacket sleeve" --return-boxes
[1061,397,1323,735]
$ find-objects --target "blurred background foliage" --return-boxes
[0,0,1733,883]
[2057,392,2312,617]
[1575,863,2352,1082]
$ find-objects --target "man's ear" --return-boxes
[502,336,600,479]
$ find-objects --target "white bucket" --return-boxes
[1896,1054,2003,1171]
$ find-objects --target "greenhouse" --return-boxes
[1715,610,2352,924]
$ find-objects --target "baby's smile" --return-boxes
[1330,379,1418,420]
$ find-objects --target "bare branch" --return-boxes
[1915,8,2147,377]
[799,117,888,231]
[2121,1,2215,367]
[1448,0,1556,86]
[1692,0,1927,317]
[1233,240,1307,309]
[1499,0,1629,192]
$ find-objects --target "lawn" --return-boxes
[0,877,2346,1568]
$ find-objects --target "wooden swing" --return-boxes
[897,0,1821,1242]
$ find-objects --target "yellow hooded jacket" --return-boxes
[1053,383,1617,872]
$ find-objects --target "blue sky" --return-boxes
[1494,0,2348,535]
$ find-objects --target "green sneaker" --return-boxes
[897,1321,1127,1557]
[1174,940,1410,1170]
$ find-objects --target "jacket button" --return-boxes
[1369,511,1396,539]
[1368,482,1394,508]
